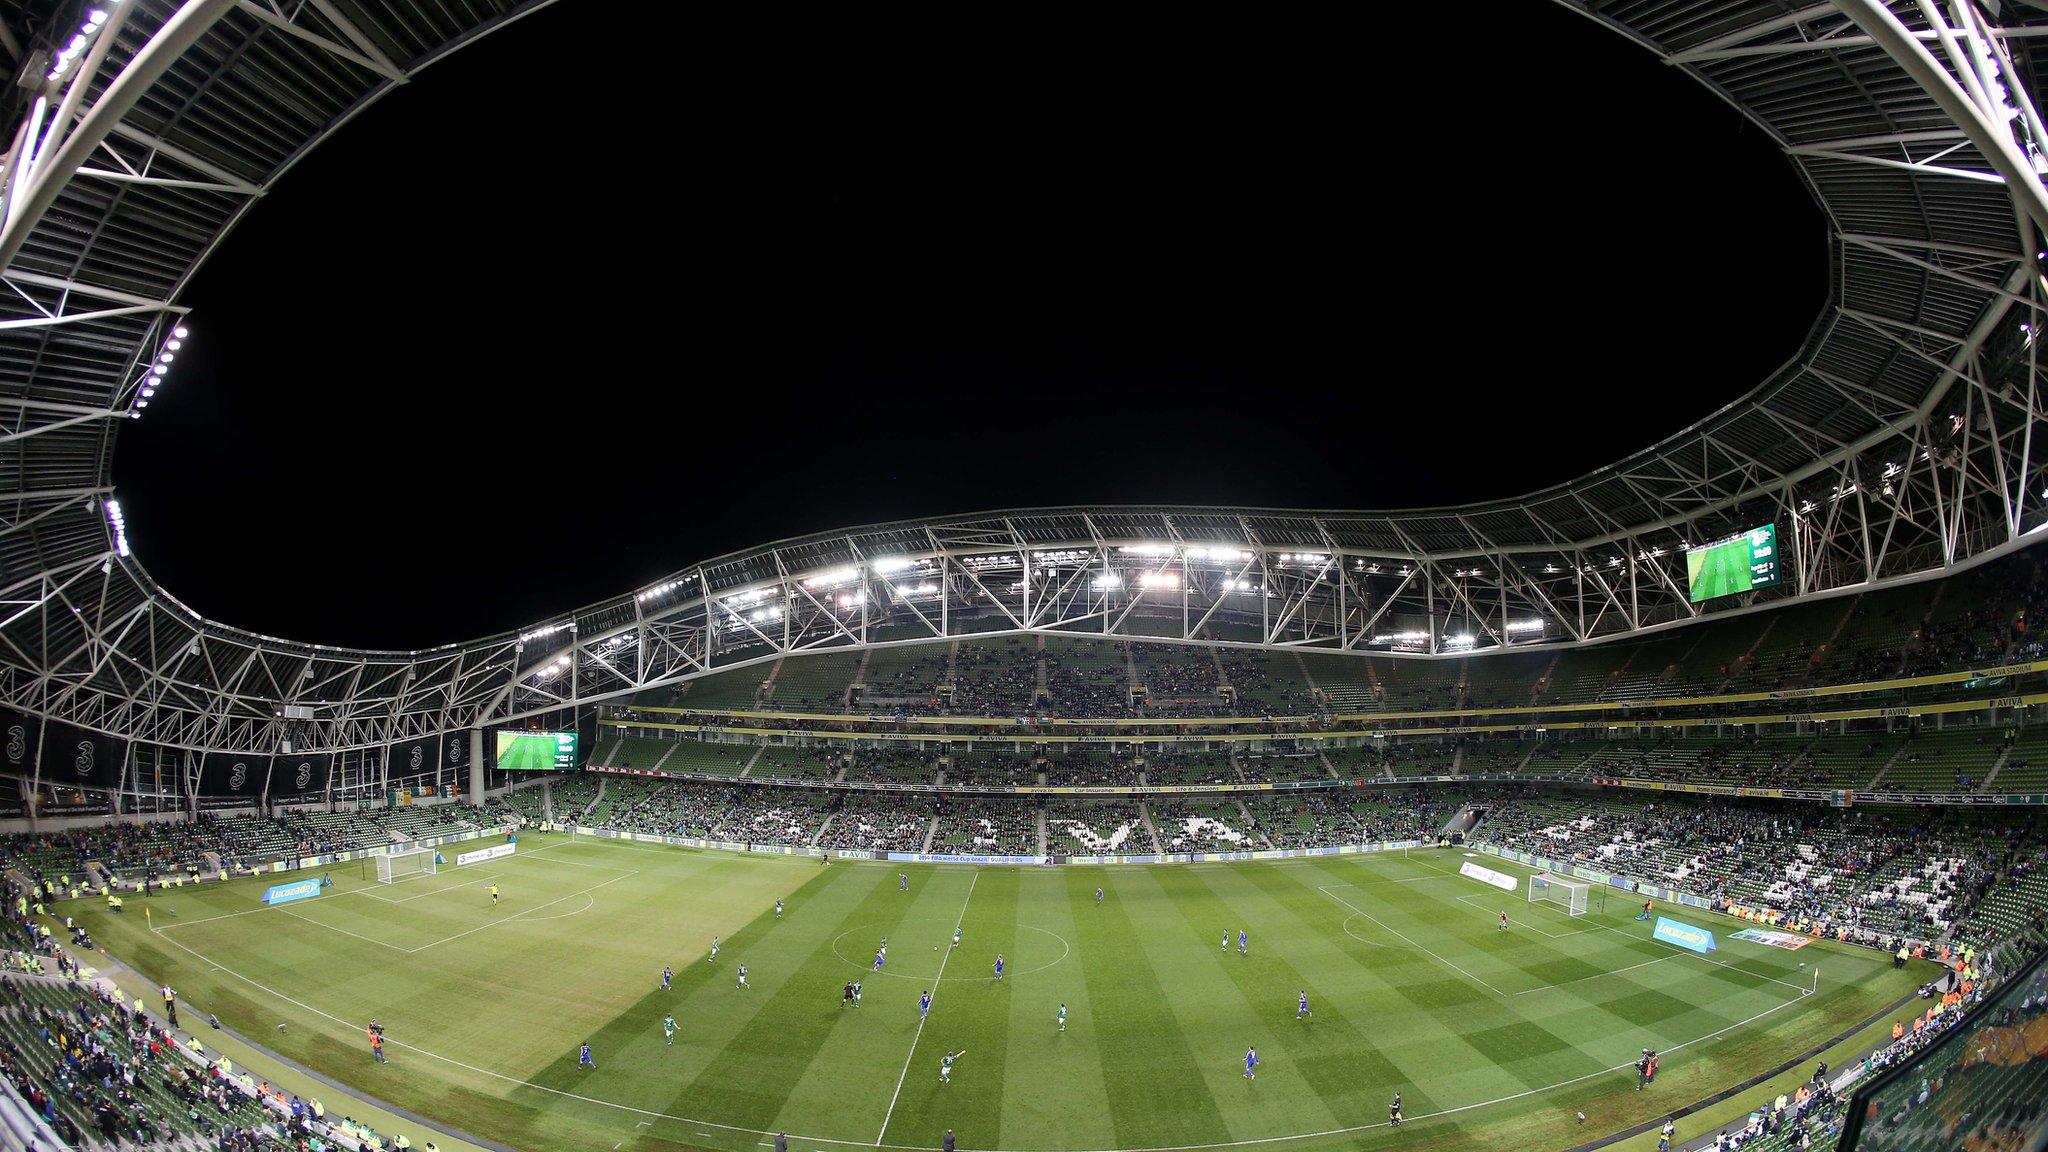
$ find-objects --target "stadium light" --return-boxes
[47,9,111,81]
[637,577,689,603]
[1371,630,1428,643]
[1443,633,1476,648]
[1505,619,1545,633]
[129,322,188,419]
[517,622,571,643]
[1093,574,1121,590]
[1120,544,1175,557]
[870,557,915,575]
[1137,572,1180,590]
[803,567,858,590]
[104,498,129,556]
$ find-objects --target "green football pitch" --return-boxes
[498,734,562,770]
[1687,541,1754,603]
[70,834,1924,1152]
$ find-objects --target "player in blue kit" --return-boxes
[874,949,886,972]
[1243,1047,1258,1080]
[579,1043,594,1069]
[993,954,1005,980]
[661,965,672,991]
[1238,929,1248,955]
[899,874,909,891]
[1095,887,1103,904]
[1297,990,1311,1020]
[919,989,932,1019]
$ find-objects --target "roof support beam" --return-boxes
[0,0,239,272]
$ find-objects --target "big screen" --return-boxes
[1685,524,1780,603]
[495,729,579,771]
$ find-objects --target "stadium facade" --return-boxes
[5,0,2048,779]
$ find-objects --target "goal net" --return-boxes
[376,847,438,885]
[1528,872,1590,916]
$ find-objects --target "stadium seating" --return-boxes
[856,643,948,707]
[817,795,933,852]
[1140,752,1237,786]
[751,747,844,780]
[1148,798,1255,851]
[1882,727,2001,793]
[1213,650,1310,714]
[1043,635,1130,715]
[1235,752,1333,782]
[949,638,1039,714]
[654,741,757,776]
[672,663,771,711]
[1129,642,1223,713]
[1045,799,1148,854]
[1519,740,1601,776]
[1295,652,1377,711]
[1460,650,1550,709]
[1534,642,1636,705]
[605,733,676,770]
[1371,657,1462,711]
[931,798,1038,854]
[0,973,277,1148]
[845,750,937,783]
[767,652,861,711]
[942,752,1038,786]
[1042,750,1141,787]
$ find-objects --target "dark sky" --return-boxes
[113,6,1826,650]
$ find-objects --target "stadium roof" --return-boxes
[4,0,2048,751]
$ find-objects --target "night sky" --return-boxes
[111,6,1826,650]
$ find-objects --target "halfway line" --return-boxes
[875,869,979,1145]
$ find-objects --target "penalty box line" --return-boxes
[1316,884,1507,997]
[172,870,638,955]
[1417,852,1818,996]
[1452,893,1604,940]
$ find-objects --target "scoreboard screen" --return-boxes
[495,730,579,771]
[1685,524,1780,603]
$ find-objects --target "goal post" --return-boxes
[1528,872,1590,917]
[376,847,438,885]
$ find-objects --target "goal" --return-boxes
[1528,872,1590,917]
[376,847,438,885]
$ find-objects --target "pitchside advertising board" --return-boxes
[1651,916,1719,955]
[454,842,516,867]
[1458,860,1521,892]
[262,878,323,906]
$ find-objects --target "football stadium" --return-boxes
[2,3,2048,1152]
